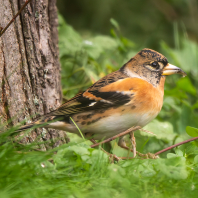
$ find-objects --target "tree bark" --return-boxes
[0,0,68,149]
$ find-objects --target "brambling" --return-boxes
[16,48,186,157]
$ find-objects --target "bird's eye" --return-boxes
[151,62,159,67]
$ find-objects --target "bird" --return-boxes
[14,48,186,158]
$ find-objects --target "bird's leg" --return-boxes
[130,131,136,157]
[118,132,156,159]
[90,126,158,159]
[91,126,141,148]
[131,129,160,159]
[118,136,142,157]
[90,139,121,162]
[118,136,133,152]
[137,128,159,159]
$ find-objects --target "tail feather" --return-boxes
[14,120,50,133]
[0,114,64,136]
[0,123,37,136]
[14,123,36,133]
[13,115,63,134]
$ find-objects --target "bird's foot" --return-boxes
[90,139,123,162]
[117,142,158,159]
[137,152,159,159]
[108,154,122,162]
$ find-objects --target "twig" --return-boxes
[155,136,198,155]
[140,128,156,136]
[0,0,32,37]
[90,126,141,148]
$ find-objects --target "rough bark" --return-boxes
[0,0,68,149]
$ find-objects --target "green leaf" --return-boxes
[58,17,82,58]
[110,18,120,31]
[194,155,198,164]
[176,77,196,96]
[154,157,188,180]
[192,101,198,110]
[186,126,198,137]
[143,120,175,141]
[175,148,184,156]
[84,36,118,59]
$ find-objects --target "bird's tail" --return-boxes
[14,123,37,133]
[0,110,64,136]
[0,122,37,136]
[11,115,57,135]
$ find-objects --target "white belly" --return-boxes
[80,111,158,140]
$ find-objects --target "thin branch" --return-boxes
[0,0,32,37]
[140,128,156,136]
[155,136,198,155]
[90,126,141,148]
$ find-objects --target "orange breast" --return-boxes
[100,77,166,114]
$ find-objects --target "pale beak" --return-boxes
[162,63,187,77]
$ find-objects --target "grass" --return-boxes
[1,132,198,198]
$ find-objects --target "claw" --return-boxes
[137,152,159,159]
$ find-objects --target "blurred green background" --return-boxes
[57,0,198,49]
[1,1,198,197]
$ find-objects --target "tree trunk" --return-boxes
[0,0,68,149]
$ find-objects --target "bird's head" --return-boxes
[121,48,186,87]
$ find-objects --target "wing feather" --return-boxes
[47,70,131,118]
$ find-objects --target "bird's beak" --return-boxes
[162,63,187,77]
